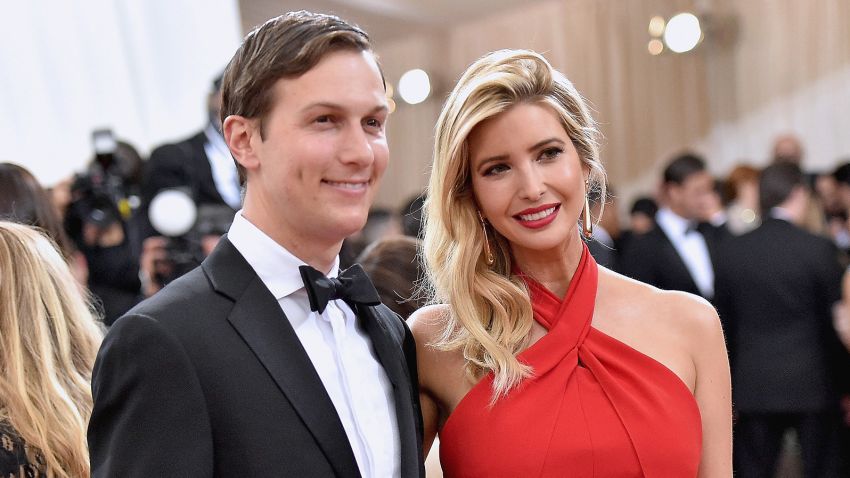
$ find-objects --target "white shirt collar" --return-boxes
[227,210,340,300]
[769,207,794,223]
[591,224,614,247]
[656,207,692,237]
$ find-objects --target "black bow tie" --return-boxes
[686,221,711,235]
[685,221,703,235]
[299,264,381,314]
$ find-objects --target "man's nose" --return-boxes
[339,125,374,166]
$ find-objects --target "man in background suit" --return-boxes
[88,11,424,477]
[620,153,722,301]
[142,75,242,214]
[715,163,848,477]
[137,77,239,291]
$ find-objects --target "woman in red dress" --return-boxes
[411,50,732,477]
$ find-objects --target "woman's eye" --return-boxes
[315,115,332,124]
[365,118,383,129]
[484,164,509,176]
[540,147,563,160]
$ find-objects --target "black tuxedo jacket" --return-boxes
[143,131,231,208]
[619,223,726,301]
[714,218,849,412]
[88,238,425,477]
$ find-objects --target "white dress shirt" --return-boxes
[227,211,400,478]
[591,224,614,248]
[204,124,242,210]
[656,208,715,298]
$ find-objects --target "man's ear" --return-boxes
[223,115,260,172]
[665,183,681,204]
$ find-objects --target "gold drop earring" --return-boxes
[582,180,593,237]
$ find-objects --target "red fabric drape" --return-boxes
[440,245,701,477]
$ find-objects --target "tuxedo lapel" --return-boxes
[654,227,702,295]
[354,303,422,478]
[354,304,406,387]
[203,239,361,478]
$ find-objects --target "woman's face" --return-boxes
[468,103,588,261]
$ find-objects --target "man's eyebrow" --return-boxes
[301,102,389,114]
[370,104,389,114]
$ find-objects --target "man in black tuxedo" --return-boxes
[620,153,722,301]
[88,11,424,477]
[715,163,848,477]
[138,75,240,282]
[142,75,242,214]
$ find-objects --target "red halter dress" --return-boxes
[439,246,702,477]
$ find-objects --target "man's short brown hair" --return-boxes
[220,11,378,185]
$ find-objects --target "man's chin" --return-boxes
[334,215,369,240]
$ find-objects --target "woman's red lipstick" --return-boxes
[513,203,560,229]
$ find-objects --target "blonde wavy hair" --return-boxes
[0,221,103,477]
[423,49,606,399]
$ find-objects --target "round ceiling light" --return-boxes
[398,69,431,105]
[664,12,702,53]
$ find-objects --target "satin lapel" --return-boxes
[204,239,360,478]
[655,228,702,295]
[355,304,422,478]
[228,279,361,478]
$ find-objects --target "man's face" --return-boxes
[773,136,803,165]
[630,212,655,235]
[248,49,389,248]
[667,170,715,221]
[837,183,850,212]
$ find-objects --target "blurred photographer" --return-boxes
[137,73,238,292]
[140,189,233,296]
[64,129,145,325]
[142,74,240,223]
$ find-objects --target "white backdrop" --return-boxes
[0,0,243,186]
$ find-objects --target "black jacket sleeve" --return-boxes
[88,314,214,477]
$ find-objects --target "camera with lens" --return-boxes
[148,188,234,286]
[65,129,141,247]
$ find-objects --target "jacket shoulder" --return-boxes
[372,303,406,342]
[117,266,228,333]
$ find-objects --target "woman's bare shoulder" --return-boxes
[596,268,725,391]
[408,304,452,345]
[407,304,467,367]
[407,304,469,397]
[599,267,721,337]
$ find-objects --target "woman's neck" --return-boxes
[512,234,584,298]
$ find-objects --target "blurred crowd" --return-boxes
[3,70,850,475]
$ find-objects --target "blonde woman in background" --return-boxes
[0,221,103,477]
[411,50,731,476]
